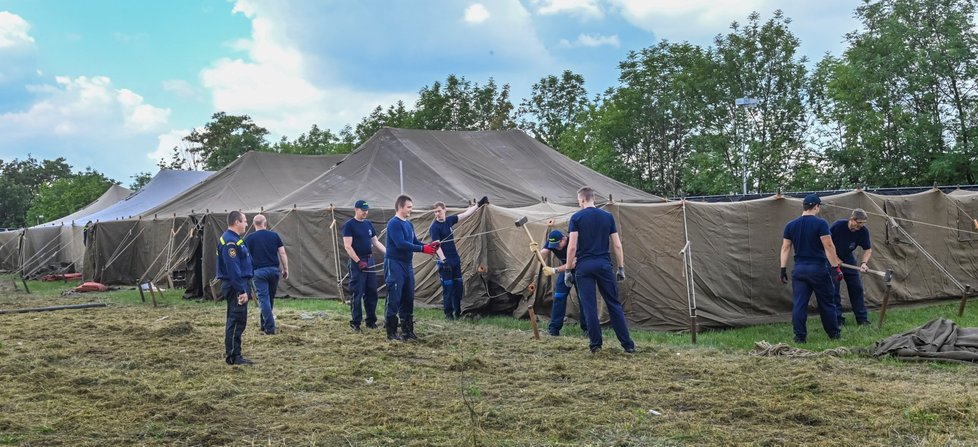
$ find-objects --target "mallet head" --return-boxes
[514,216,528,227]
[884,269,893,283]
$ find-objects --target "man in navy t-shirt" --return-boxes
[429,200,478,320]
[780,194,844,343]
[565,187,634,354]
[342,200,387,333]
[830,208,873,326]
[384,195,439,341]
[244,214,289,335]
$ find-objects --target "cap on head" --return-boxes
[355,200,369,210]
[803,194,821,207]
[545,230,564,249]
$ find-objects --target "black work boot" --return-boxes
[385,318,401,341]
[402,316,418,341]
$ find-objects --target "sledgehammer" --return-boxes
[514,216,543,340]
[840,263,893,283]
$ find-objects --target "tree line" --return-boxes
[4,0,976,228]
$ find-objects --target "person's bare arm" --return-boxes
[278,246,289,279]
[820,235,842,267]
[611,233,624,268]
[780,239,792,268]
[566,232,578,270]
[343,236,359,261]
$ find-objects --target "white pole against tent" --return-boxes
[399,160,404,194]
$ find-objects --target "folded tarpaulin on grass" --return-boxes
[74,281,108,293]
[871,318,978,363]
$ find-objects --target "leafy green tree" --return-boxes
[0,156,73,227]
[517,70,590,149]
[275,124,358,154]
[129,172,153,191]
[183,112,271,170]
[815,0,978,186]
[412,75,515,131]
[694,10,814,194]
[354,101,413,144]
[26,170,116,225]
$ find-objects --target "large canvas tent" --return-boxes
[87,152,346,289]
[14,184,132,277]
[267,128,663,210]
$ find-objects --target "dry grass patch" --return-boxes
[0,288,977,446]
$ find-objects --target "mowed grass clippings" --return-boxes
[0,285,977,445]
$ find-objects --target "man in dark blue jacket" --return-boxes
[384,195,439,341]
[540,229,587,336]
[216,211,255,365]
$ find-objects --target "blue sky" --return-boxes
[0,0,860,183]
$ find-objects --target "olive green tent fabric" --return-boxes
[872,318,978,363]
[0,230,22,271]
[87,217,196,286]
[144,152,345,217]
[268,128,663,210]
[19,184,132,278]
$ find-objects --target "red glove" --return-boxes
[422,242,438,255]
[834,265,843,282]
[357,260,369,270]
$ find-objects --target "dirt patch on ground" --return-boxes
[0,292,976,446]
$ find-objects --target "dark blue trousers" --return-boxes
[349,256,379,327]
[833,270,869,324]
[548,271,587,335]
[222,281,250,360]
[575,258,634,351]
[791,262,841,340]
[439,257,463,318]
[253,266,279,333]
[384,260,415,321]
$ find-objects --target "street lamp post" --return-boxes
[735,97,758,195]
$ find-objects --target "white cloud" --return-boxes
[161,79,198,99]
[559,33,620,48]
[0,11,34,48]
[464,4,491,24]
[533,0,603,20]
[0,75,170,138]
[147,129,191,162]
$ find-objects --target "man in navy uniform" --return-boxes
[830,208,873,326]
[217,211,255,365]
[780,194,844,343]
[564,187,635,354]
[342,200,387,333]
[384,195,440,341]
[429,199,479,320]
[244,214,289,335]
[540,229,587,336]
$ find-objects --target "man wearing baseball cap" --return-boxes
[342,199,386,333]
[780,194,844,343]
[540,229,587,336]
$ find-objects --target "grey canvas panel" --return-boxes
[872,318,978,363]
[32,184,132,228]
[82,170,213,222]
[0,230,21,271]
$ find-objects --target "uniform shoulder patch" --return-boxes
[228,246,237,258]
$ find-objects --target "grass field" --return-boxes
[1,277,977,446]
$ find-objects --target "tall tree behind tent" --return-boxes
[813,0,978,187]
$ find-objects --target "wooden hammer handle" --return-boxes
[840,262,885,277]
